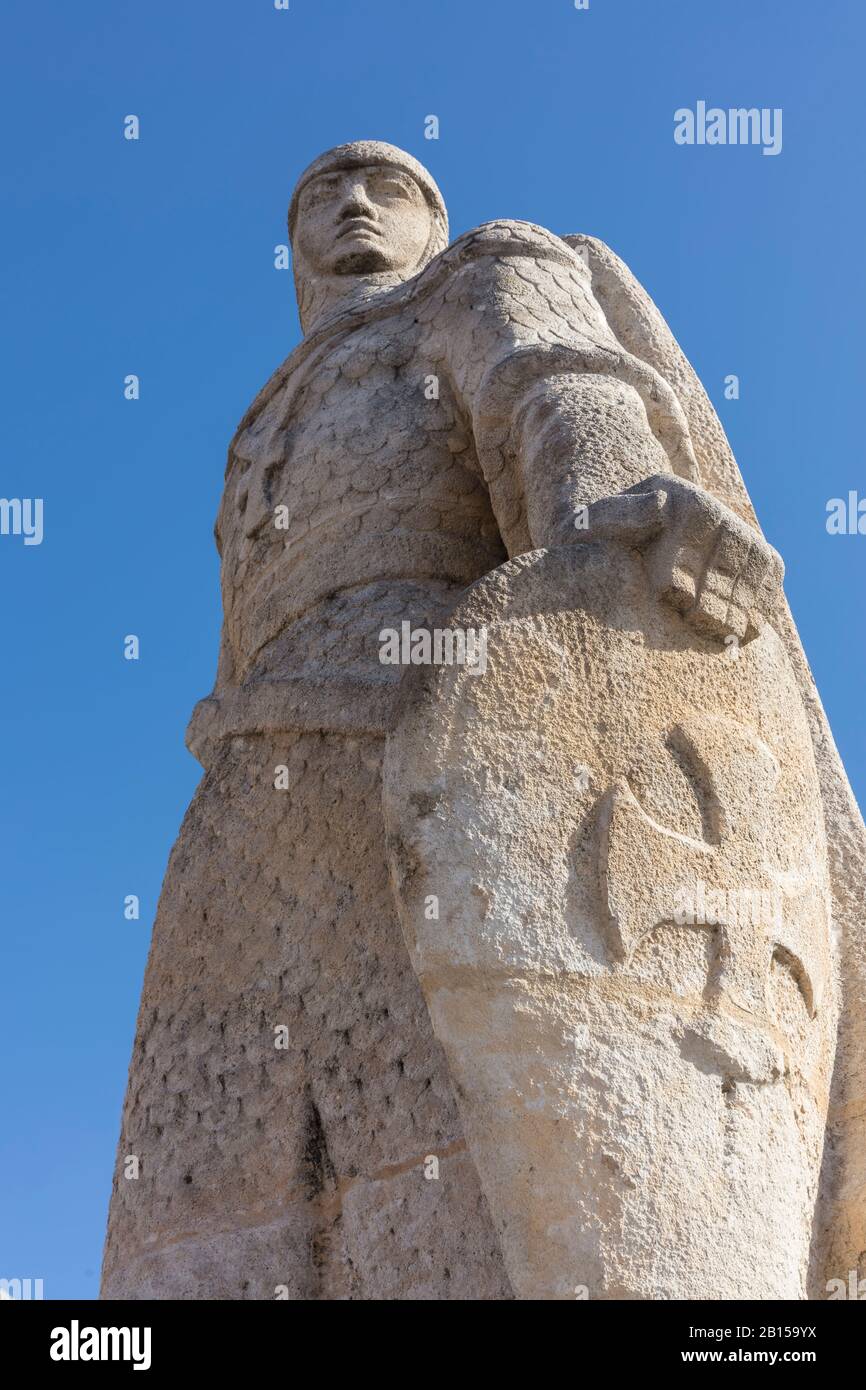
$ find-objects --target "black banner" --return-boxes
[4,1297,862,1374]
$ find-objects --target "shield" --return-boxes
[383,540,836,1300]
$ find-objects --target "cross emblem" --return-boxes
[231,412,287,540]
[597,712,830,1020]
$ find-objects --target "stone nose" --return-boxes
[338,182,378,219]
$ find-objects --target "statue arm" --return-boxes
[434,223,782,642]
[433,224,697,553]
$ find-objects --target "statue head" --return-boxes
[288,141,449,332]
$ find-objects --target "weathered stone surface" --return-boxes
[103,141,866,1300]
[102,732,510,1300]
[384,541,836,1299]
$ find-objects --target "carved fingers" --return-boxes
[692,513,784,641]
[582,475,784,642]
[645,476,783,641]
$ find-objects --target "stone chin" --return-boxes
[331,243,394,276]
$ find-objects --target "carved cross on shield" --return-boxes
[597,712,830,1021]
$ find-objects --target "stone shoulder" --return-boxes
[226,221,594,468]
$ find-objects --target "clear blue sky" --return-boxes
[1,0,863,1300]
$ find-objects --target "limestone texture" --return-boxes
[102,141,866,1301]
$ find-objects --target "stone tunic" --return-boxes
[188,220,691,760]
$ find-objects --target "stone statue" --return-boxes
[102,141,866,1300]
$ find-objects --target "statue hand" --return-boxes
[580,475,784,642]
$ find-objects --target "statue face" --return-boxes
[293,165,433,278]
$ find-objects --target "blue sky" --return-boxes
[1,0,863,1299]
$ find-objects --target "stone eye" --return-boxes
[375,174,411,199]
[303,180,338,208]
